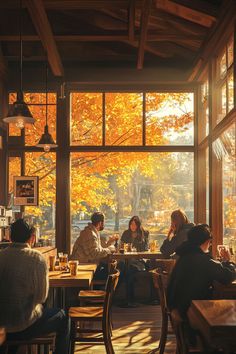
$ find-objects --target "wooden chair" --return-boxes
[1,333,56,354]
[78,259,117,304]
[69,269,120,354]
[151,268,172,354]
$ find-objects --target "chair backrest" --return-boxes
[103,269,120,327]
[151,269,169,317]
[108,259,117,274]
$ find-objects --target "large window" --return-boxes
[70,151,194,248]
[70,91,194,249]
[199,78,209,142]
[8,93,57,245]
[215,36,234,125]
[70,92,194,146]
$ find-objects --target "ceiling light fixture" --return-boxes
[36,61,57,152]
[3,0,35,129]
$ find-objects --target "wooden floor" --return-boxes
[75,304,176,353]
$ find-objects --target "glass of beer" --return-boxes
[59,253,68,270]
[69,260,78,276]
[49,255,56,271]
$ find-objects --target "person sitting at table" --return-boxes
[160,209,194,258]
[120,216,149,307]
[167,224,235,345]
[0,219,70,354]
[71,211,117,281]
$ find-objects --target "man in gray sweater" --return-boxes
[0,219,70,354]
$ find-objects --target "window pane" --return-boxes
[8,93,21,136]
[219,51,227,79]
[146,92,194,145]
[25,152,56,246]
[227,37,233,67]
[70,152,194,249]
[70,92,102,146]
[199,80,209,141]
[25,105,57,146]
[24,92,56,105]
[228,72,234,112]
[8,157,21,193]
[217,83,227,124]
[105,93,143,145]
[221,125,236,247]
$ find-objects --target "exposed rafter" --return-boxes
[137,0,152,69]
[155,0,216,28]
[128,0,136,42]
[25,0,64,77]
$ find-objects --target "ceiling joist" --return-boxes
[137,0,152,69]
[155,0,216,28]
[25,0,64,77]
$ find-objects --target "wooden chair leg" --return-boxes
[159,312,168,354]
[70,320,77,354]
[103,319,114,354]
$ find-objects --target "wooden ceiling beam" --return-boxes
[25,0,64,77]
[137,0,152,69]
[155,0,216,28]
[0,45,7,80]
[0,33,203,42]
[128,0,136,42]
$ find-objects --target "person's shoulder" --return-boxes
[25,248,47,265]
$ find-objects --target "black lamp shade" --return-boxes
[3,91,35,126]
[36,125,57,149]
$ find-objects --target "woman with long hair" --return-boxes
[120,216,149,307]
[121,215,149,252]
[160,209,194,258]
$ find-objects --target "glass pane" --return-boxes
[25,152,56,246]
[105,93,143,145]
[8,157,21,193]
[221,125,236,248]
[70,152,194,250]
[219,51,227,79]
[199,80,209,141]
[70,92,102,146]
[146,92,194,145]
[217,83,227,124]
[25,105,57,146]
[24,92,56,104]
[8,93,21,136]
[228,72,234,112]
[227,37,233,67]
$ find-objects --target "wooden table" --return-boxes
[108,251,164,261]
[188,299,236,352]
[48,263,97,307]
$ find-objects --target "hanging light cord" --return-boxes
[20,0,23,93]
[45,61,48,126]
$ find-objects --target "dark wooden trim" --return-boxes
[102,92,105,146]
[56,93,70,253]
[69,145,195,152]
[142,92,146,146]
[196,149,207,224]
[194,86,199,223]
[128,0,135,42]
[137,0,152,69]
[212,109,236,141]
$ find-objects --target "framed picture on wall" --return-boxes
[13,176,39,206]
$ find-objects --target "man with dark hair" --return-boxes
[167,224,235,318]
[71,212,117,279]
[0,219,70,354]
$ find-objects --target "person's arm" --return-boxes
[208,258,236,285]
[86,233,111,261]
[160,235,179,258]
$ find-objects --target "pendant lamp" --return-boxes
[3,0,35,129]
[36,62,57,152]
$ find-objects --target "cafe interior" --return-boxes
[0,0,235,353]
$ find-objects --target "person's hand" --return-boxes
[109,234,119,243]
[108,245,116,253]
[218,246,231,262]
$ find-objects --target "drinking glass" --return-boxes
[59,253,68,270]
[69,260,78,276]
